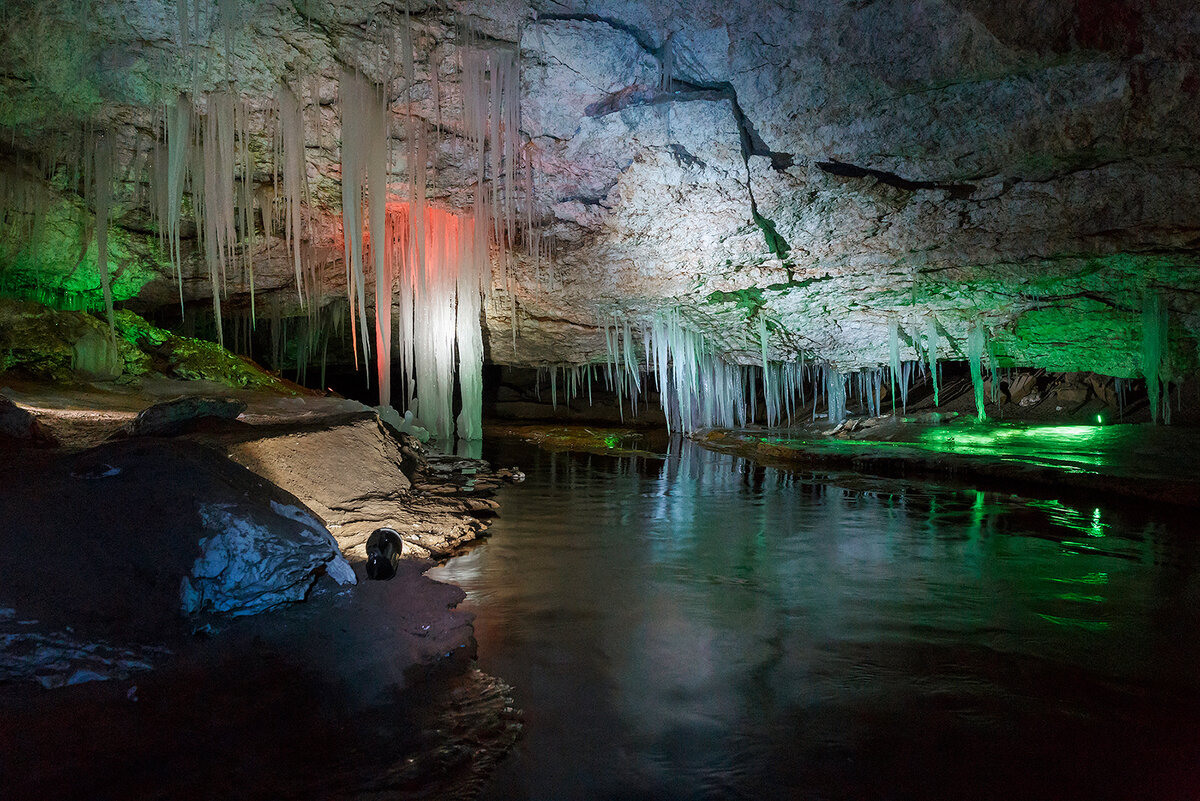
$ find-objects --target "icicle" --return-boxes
[277,84,308,305]
[91,131,115,334]
[165,95,192,315]
[926,317,940,407]
[826,367,847,424]
[968,323,986,421]
[1141,291,1169,424]
[888,318,901,415]
[757,315,773,425]
[456,213,487,440]
[367,89,390,407]
[236,97,255,321]
[339,69,377,375]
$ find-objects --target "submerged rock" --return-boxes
[0,627,170,689]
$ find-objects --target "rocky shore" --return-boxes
[0,379,521,800]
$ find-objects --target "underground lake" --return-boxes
[432,437,1200,801]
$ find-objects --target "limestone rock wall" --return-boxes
[0,0,1197,379]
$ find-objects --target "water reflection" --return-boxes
[431,440,1200,801]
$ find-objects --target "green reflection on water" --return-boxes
[1037,613,1110,631]
[1054,592,1106,603]
[1025,499,1108,537]
[1050,572,1109,585]
[917,425,1109,471]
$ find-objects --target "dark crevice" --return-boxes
[1016,291,1134,313]
[666,77,795,171]
[537,12,793,255]
[817,160,976,199]
[559,194,609,208]
[534,12,660,54]
[667,144,705,170]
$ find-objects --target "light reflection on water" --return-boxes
[430,440,1200,801]
[760,421,1199,478]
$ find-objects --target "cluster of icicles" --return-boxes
[532,313,1006,435]
[0,0,532,443]
[550,300,1180,433]
[134,38,526,442]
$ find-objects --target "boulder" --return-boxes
[0,394,56,444]
[125,396,247,436]
[0,438,356,647]
[180,499,355,618]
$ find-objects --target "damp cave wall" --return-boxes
[0,0,1198,402]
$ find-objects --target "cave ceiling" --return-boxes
[1,0,1198,377]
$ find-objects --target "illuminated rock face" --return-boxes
[1,0,1198,380]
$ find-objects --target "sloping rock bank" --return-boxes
[0,385,521,800]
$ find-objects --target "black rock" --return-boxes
[365,527,403,580]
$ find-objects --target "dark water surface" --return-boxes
[430,440,1200,801]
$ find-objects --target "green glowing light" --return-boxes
[1054,592,1106,603]
[1096,414,1103,425]
[1026,499,1108,537]
[1037,613,1109,632]
[604,435,620,449]
[1051,572,1109,585]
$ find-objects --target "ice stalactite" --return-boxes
[454,220,488,441]
[379,204,488,442]
[89,130,115,334]
[899,360,914,412]
[235,98,255,319]
[1141,292,1170,424]
[597,313,910,433]
[968,323,987,421]
[926,316,940,407]
[366,91,389,409]
[165,95,192,314]
[275,84,309,305]
[888,318,902,415]
[200,91,240,347]
[326,41,505,441]
[825,367,847,424]
[852,368,882,418]
[152,88,252,347]
[758,314,774,423]
[338,68,381,375]
[460,43,524,348]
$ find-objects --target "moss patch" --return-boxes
[0,298,297,394]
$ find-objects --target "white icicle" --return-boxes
[968,323,986,421]
[926,316,940,407]
[1142,292,1169,424]
[91,131,115,334]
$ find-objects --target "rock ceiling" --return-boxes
[1,0,1198,377]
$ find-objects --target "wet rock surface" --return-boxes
[0,393,55,444]
[0,382,523,799]
[122,395,247,437]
